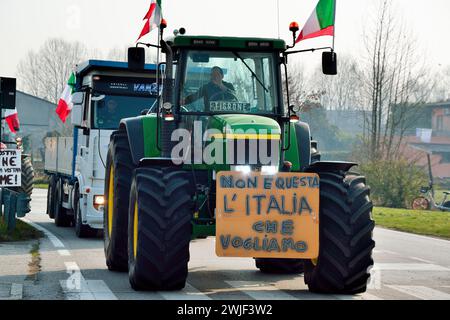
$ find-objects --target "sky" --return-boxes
[1,0,450,78]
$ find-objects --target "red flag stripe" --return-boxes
[143,3,156,20]
[136,20,150,42]
[55,99,70,123]
[296,25,334,43]
[5,110,19,133]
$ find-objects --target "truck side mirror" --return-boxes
[322,51,337,75]
[71,92,84,127]
[71,104,83,127]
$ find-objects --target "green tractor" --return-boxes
[104,29,375,294]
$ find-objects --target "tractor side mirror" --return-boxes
[128,47,145,71]
[322,51,337,75]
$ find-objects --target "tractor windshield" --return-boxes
[180,50,280,115]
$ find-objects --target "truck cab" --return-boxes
[45,60,158,237]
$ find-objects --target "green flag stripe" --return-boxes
[68,72,76,94]
[316,0,335,29]
[157,0,162,8]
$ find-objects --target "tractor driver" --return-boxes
[182,66,237,111]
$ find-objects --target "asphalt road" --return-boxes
[20,188,450,300]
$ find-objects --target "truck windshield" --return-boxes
[92,94,156,130]
[180,50,280,115]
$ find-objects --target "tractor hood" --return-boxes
[208,114,281,137]
[205,114,281,168]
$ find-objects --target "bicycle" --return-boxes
[412,184,450,212]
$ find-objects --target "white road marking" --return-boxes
[10,283,23,300]
[408,257,435,264]
[374,250,400,255]
[374,263,449,271]
[61,261,117,300]
[360,293,383,300]
[226,281,297,300]
[387,285,450,300]
[58,250,71,256]
[378,228,450,245]
[159,283,212,300]
[20,218,65,248]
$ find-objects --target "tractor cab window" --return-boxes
[180,50,280,115]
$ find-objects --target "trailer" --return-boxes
[45,59,158,237]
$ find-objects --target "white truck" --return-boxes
[45,59,158,237]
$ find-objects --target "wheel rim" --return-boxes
[133,200,138,258]
[108,166,114,236]
[412,197,429,210]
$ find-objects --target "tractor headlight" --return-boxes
[232,165,251,175]
[261,166,279,175]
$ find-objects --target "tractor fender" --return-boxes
[305,161,358,173]
[294,121,312,171]
[119,117,146,166]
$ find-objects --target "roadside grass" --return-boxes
[0,219,44,242]
[34,183,48,189]
[373,207,450,239]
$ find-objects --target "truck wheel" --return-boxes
[255,259,304,274]
[104,131,134,271]
[47,175,57,219]
[74,186,94,238]
[304,172,375,294]
[54,179,71,227]
[128,168,194,291]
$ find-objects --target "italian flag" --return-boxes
[137,0,162,41]
[296,0,335,43]
[55,72,76,123]
[4,109,20,133]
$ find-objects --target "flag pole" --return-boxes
[332,0,337,51]
[276,0,280,39]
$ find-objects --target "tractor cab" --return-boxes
[172,36,285,118]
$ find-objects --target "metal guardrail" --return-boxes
[0,188,31,231]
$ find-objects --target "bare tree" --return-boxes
[431,65,450,102]
[311,54,363,111]
[17,38,88,104]
[361,1,434,161]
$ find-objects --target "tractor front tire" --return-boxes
[304,172,375,295]
[104,131,135,272]
[255,258,304,274]
[128,168,194,291]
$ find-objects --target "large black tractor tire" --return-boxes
[54,178,71,227]
[255,258,304,274]
[128,168,194,291]
[47,175,57,219]
[104,131,135,272]
[74,185,95,238]
[303,172,375,295]
[12,155,34,196]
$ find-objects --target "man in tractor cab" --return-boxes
[182,66,237,111]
